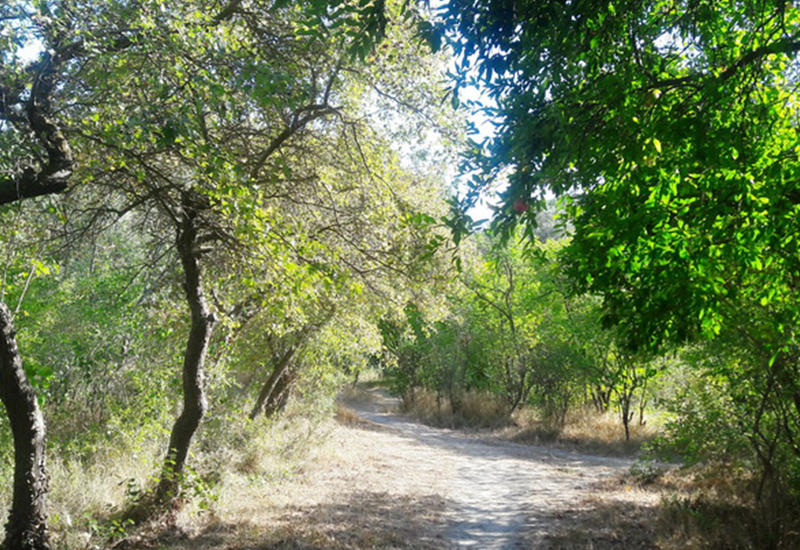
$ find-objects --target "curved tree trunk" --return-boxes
[0,39,76,550]
[263,369,296,417]
[156,204,215,501]
[248,313,333,420]
[0,303,51,550]
[249,348,296,420]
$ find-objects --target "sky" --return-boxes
[453,72,503,225]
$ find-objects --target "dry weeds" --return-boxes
[117,385,665,549]
[4,382,781,550]
[507,408,660,457]
[398,388,658,457]
[540,477,662,549]
[645,463,800,550]
[23,385,761,550]
[124,399,452,549]
[400,390,512,430]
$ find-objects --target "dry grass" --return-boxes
[537,461,788,550]
[335,384,382,412]
[505,407,659,457]
[6,385,786,550]
[119,403,451,550]
[333,404,363,426]
[400,389,512,429]
[0,427,168,550]
[0,399,341,550]
[645,464,800,550]
[399,392,656,458]
[397,389,658,456]
[540,478,662,549]
[564,461,800,550]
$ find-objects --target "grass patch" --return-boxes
[650,464,800,550]
[0,397,337,549]
[396,389,658,455]
[334,404,363,426]
[400,389,513,429]
[336,384,382,409]
[507,407,659,456]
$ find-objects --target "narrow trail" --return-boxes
[346,387,648,549]
[133,387,659,549]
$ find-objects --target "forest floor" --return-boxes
[128,386,664,549]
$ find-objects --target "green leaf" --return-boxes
[652,138,662,153]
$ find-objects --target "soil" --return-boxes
[130,387,662,549]
[341,387,661,549]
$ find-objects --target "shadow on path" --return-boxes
[344,387,639,549]
[135,492,452,550]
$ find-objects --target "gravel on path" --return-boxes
[348,387,651,549]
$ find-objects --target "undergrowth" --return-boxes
[650,464,800,550]
[0,397,336,549]
[399,388,658,456]
[509,407,658,456]
[399,389,512,429]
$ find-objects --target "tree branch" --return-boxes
[248,104,336,180]
[0,52,73,206]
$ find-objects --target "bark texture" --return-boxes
[263,369,296,417]
[156,203,215,500]
[0,303,51,550]
[0,52,73,206]
[0,42,73,550]
[249,348,297,420]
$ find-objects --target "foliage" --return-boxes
[438,0,800,539]
[653,357,751,465]
[442,0,799,344]
[379,226,662,437]
[5,0,798,546]
[0,0,459,544]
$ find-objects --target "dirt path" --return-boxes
[137,388,660,549]
[344,387,654,549]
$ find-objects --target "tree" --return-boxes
[0,304,50,550]
[55,0,456,507]
[462,238,538,412]
[0,0,455,541]
[441,0,800,518]
[0,0,85,544]
[443,0,800,344]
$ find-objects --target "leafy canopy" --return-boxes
[442,0,800,350]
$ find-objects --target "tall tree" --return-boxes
[1,0,455,536]
[441,0,800,505]
[58,0,455,505]
[443,0,800,347]
[0,1,84,546]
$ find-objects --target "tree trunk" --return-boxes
[249,347,296,420]
[0,303,51,550]
[156,206,214,501]
[619,388,632,441]
[263,370,296,417]
[637,376,649,426]
[248,315,333,420]
[591,385,612,413]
